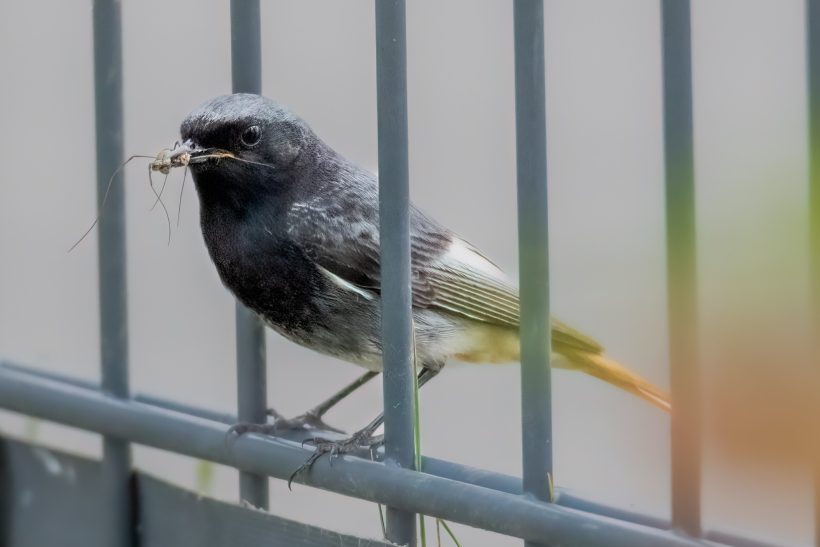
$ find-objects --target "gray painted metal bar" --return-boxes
[806,1,820,544]
[0,360,664,530]
[374,1,416,545]
[513,6,552,544]
[92,1,132,546]
[0,361,778,547]
[0,366,712,547]
[660,0,700,537]
[229,0,269,511]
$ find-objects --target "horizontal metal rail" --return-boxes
[0,363,713,546]
[0,360,778,547]
[0,361,655,523]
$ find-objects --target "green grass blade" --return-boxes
[438,519,462,547]
[377,502,386,538]
[195,460,215,496]
[411,328,428,547]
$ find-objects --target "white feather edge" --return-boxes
[444,238,509,281]
[316,264,375,301]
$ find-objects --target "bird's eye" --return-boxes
[240,125,261,147]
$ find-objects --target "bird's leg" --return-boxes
[229,370,380,439]
[308,370,380,418]
[267,370,380,434]
[288,367,440,487]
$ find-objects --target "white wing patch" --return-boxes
[317,264,375,301]
[445,238,508,281]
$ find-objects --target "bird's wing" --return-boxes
[422,237,520,327]
[427,237,604,354]
[287,196,603,354]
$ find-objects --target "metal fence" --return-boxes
[0,1,816,546]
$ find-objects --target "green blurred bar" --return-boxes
[661,0,700,537]
[806,0,820,543]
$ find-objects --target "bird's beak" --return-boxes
[175,139,234,164]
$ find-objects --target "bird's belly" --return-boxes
[254,273,385,371]
[264,316,384,371]
[446,321,521,364]
[263,306,471,372]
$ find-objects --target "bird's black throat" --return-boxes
[190,165,328,335]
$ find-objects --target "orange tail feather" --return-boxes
[562,351,671,411]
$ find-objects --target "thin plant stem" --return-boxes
[411,328,427,547]
[438,520,462,547]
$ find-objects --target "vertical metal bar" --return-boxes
[92,1,132,545]
[806,1,820,543]
[513,5,552,547]
[375,1,416,545]
[660,0,700,536]
[230,0,269,511]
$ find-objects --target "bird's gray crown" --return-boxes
[180,93,304,138]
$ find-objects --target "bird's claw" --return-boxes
[264,410,345,434]
[287,430,379,490]
[223,422,280,448]
[227,422,276,436]
[287,451,324,490]
[225,409,344,447]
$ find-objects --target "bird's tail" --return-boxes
[558,350,671,412]
[454,320,671,410]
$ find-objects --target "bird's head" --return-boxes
[178,94,315,207]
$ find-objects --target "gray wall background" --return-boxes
[0,1,813,545]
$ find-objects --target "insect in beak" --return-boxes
[149,140,234,174]
[177,139,234,166]
[187,148,235,164]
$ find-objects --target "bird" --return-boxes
[174,93,669,459]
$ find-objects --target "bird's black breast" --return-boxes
[199,204,326,334]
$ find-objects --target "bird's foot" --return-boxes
[226,408,344,445]
[266,408,345,435]
[225,421,278,441]
[287,428,383,489]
